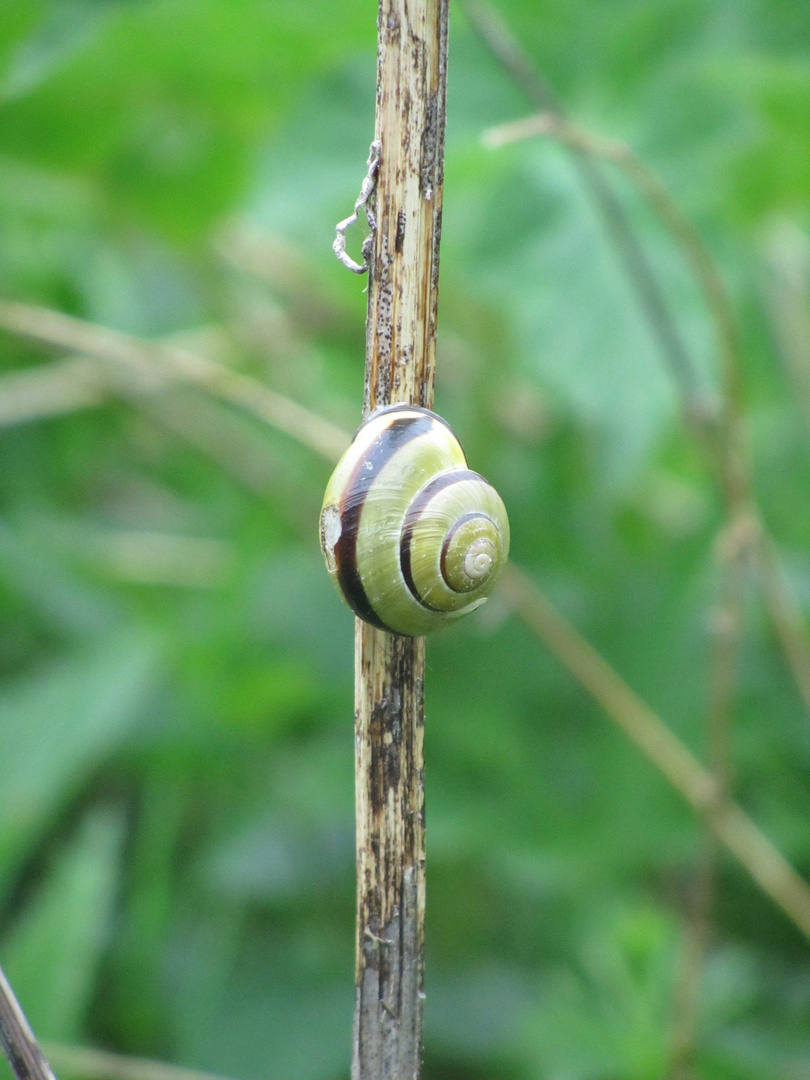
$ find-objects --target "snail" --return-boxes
[319,404,510,636]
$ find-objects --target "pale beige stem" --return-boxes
[756,532,810,717]
[0,299,350,463]
[486,105,810,1064]
[43,1045,241,1080]
[484,111,810,731]
[349,2,449,1077]
[0,357,106,426]
[499,564,810,942]
[0,962,56,1080]
[668,523,747,1078]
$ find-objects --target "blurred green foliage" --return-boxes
[1,1,810,1078]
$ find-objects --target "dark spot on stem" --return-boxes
[395,209,406,254]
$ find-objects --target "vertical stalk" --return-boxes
[352,1,449,1077]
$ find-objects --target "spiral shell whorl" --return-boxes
[320,405,510,636]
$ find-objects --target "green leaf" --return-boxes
[0,633,158,894]
[0,807,126,1041]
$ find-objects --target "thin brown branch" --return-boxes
[484,100,810,1063]
[0,359,327,530]
[484,110,744,1069]
[142,391,317,512]
[486,110,742,475]
[484,110,810,726]
[0,962,57,1080]
[667,838,717,1080]
[0,351,336,520]
[756,532,810,717]
[460,0,703,407]
[0,299,350,463]
[457,0,559,109]
[763,221,810,440]
[484,108,751,511]
[484,112,739,416]
[668,524,747,1078]
[499,563,810,943]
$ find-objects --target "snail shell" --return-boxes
[319,405,510,636]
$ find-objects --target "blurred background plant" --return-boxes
[1,1,810,1078]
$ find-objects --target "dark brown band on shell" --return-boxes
[400,469,485,609]
[334,413,435,630]
[356,403,459,445]
[439,512,495,588]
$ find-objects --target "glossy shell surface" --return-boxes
[319,405,510,636]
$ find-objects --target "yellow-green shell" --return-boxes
[319,405,510,636]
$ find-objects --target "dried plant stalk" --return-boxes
[352,1,449,1077]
